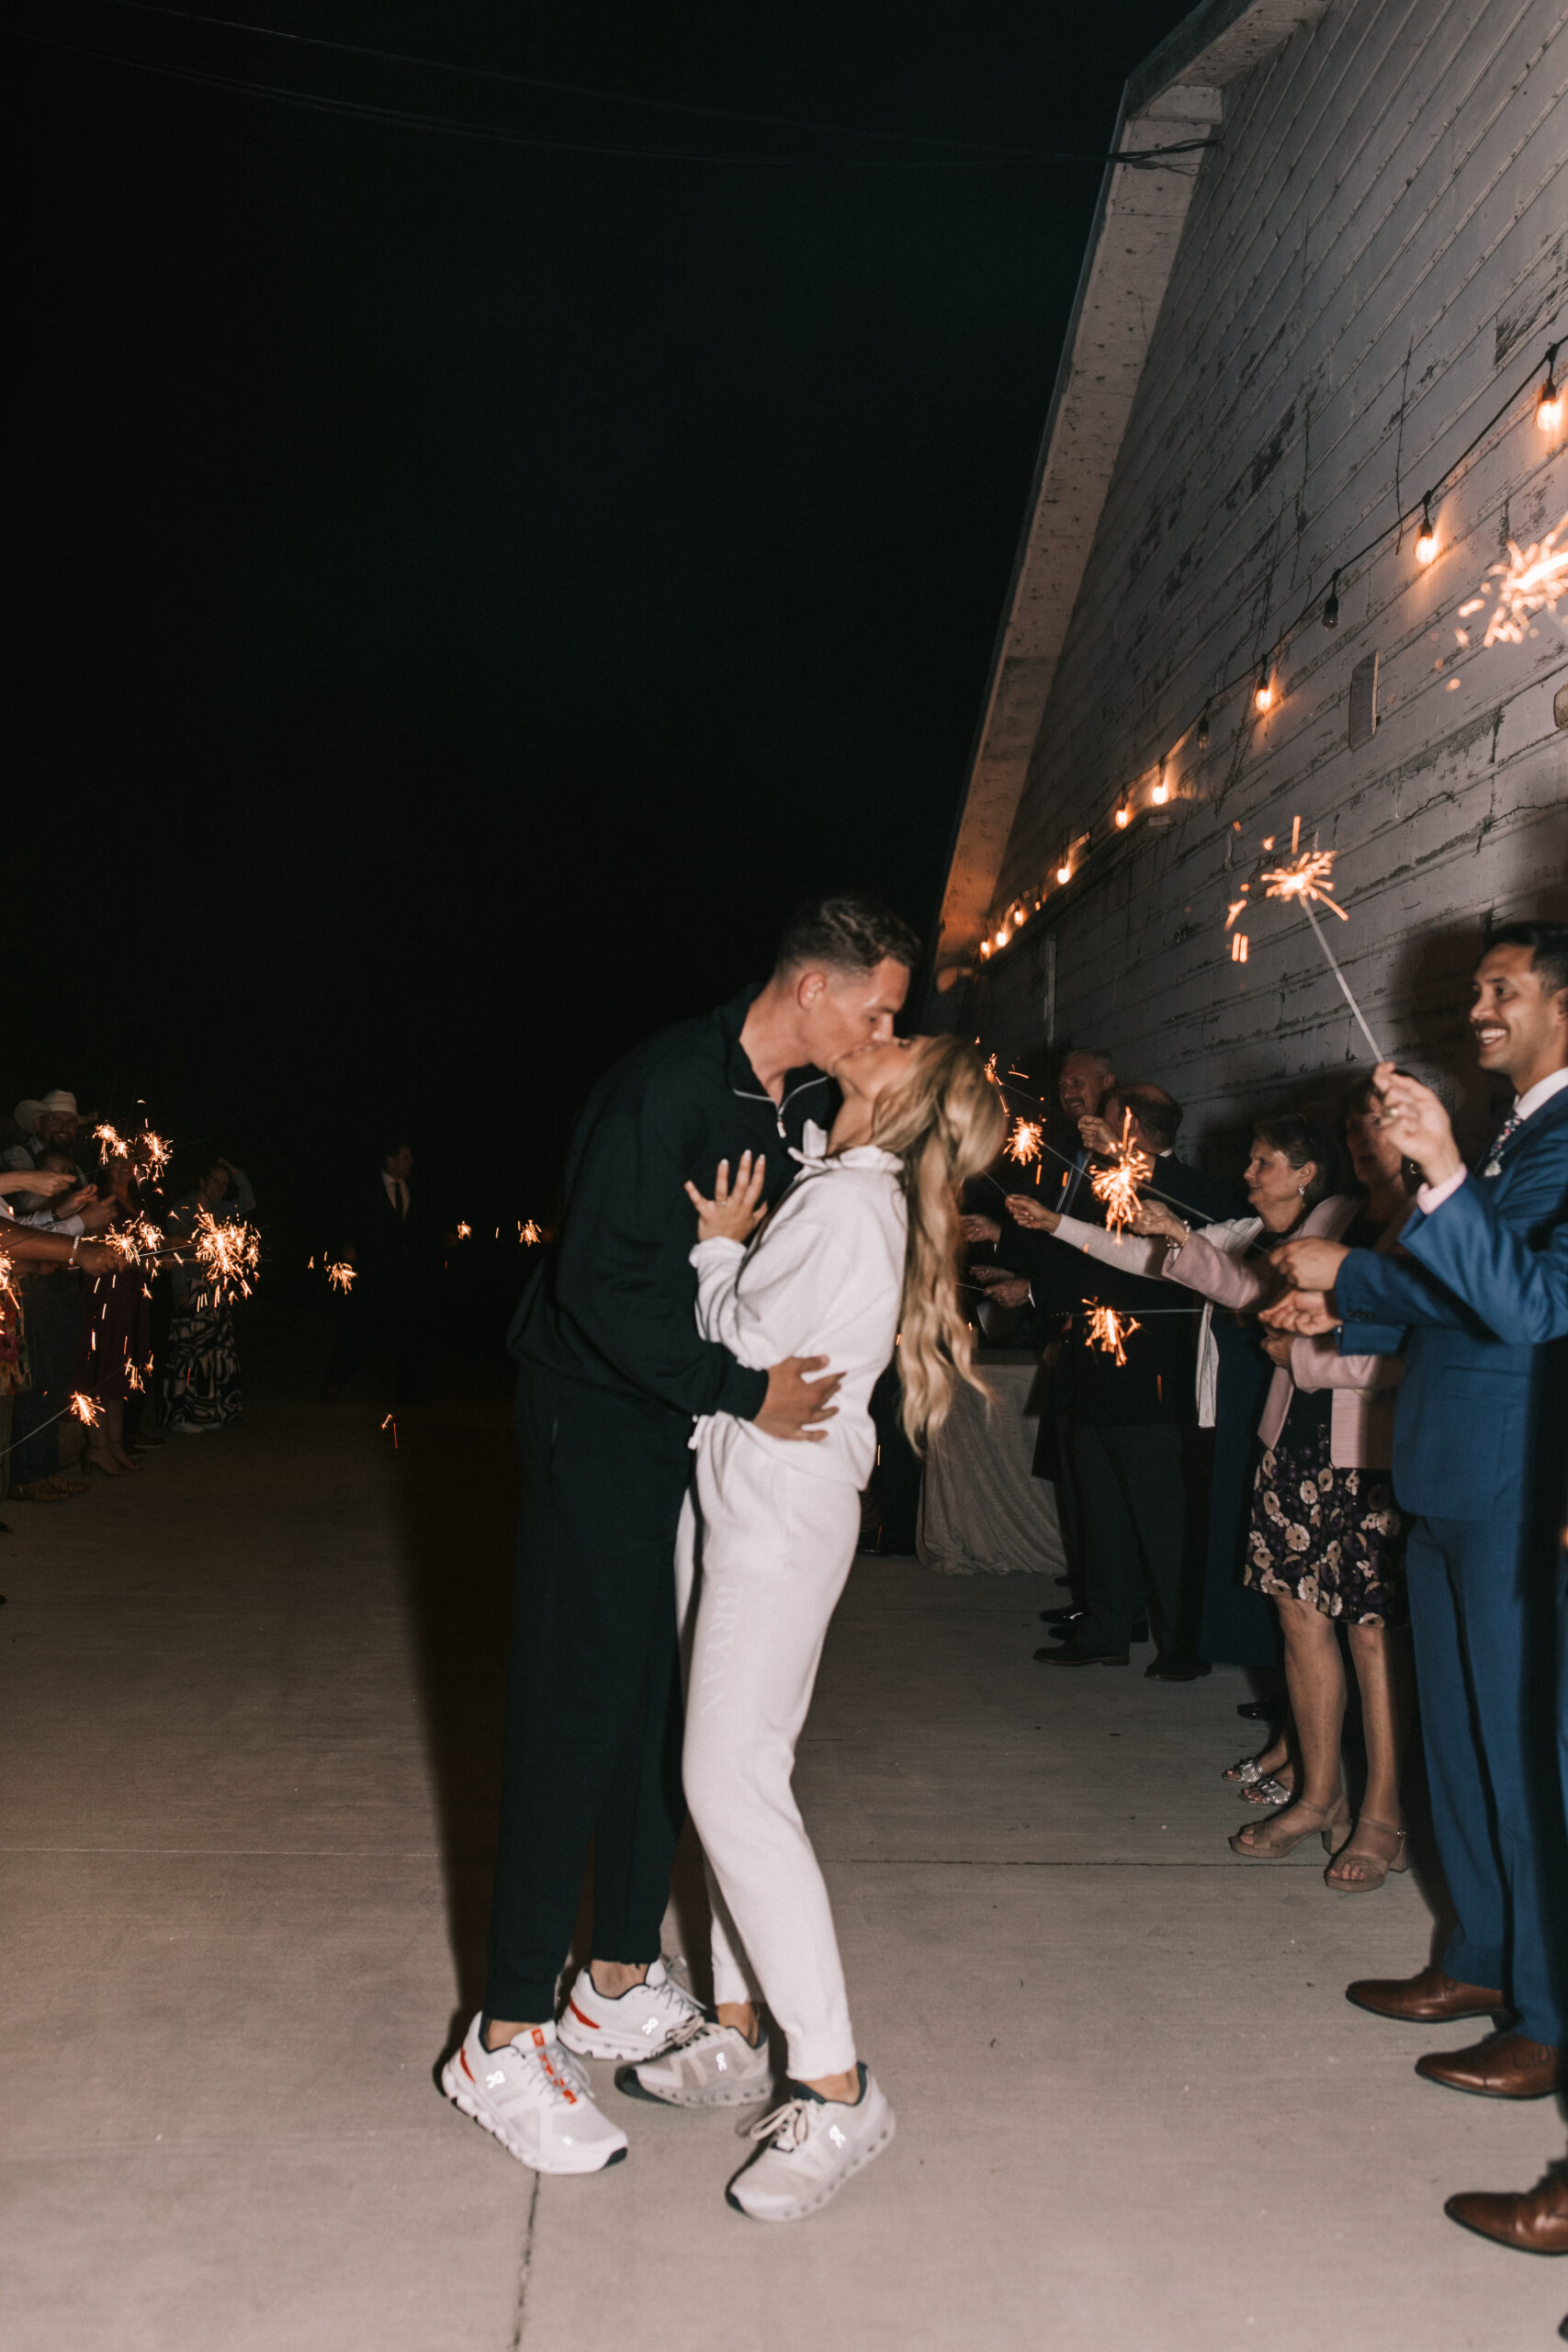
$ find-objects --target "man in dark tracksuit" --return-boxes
[478,895,917,2090]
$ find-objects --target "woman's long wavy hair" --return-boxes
[872,1035,1008,1453]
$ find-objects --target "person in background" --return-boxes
[4,1091,88,1188]
[0,1192,116,1501]
[1267,922,1568,2114]
[164,1156,256,1434]
[321,1140,430,1404]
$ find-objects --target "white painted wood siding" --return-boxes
[964,0,1567,1156]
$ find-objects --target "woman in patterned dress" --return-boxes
[163,1157,255,1434]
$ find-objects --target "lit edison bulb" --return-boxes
[1537,374,1563,433]
[979,939,992,960]
[1255,674,1274,713]
[1055,858,1071,885]
[1415,503,1438,564]
[1114,803,1131,830]
[995,926,1009,949]
[1151,774,1170,806]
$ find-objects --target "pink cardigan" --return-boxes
[1161,1194,1407,1469]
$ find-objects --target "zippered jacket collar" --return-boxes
[716,984,829,1120]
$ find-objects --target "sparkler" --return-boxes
[93,1121,129,1161]
[1252,816,1384,1060]
[1089,1110,1154,1231]
[519,1220,543,1246]
[326,1261,355,1295]
[1458,514,1568,646]
[70,1392,102,1426]
[189,1207,262,1305]
[101,1216,167,1265]
[1004,1117,1043,1167]
[139,1130,174,1182]
[456,1221,472,1240]
[380,1412,398,1450]
[1084,1303,1140,1365]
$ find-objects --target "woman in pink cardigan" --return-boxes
[1135,1087,1414,1888]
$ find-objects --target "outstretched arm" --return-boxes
[1400,1180,1568,1343]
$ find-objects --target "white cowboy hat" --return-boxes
[37,1091,80,1118]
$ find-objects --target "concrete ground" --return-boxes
[3,1373,1562,2352]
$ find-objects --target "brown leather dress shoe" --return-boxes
[1345,1965,1505,2023]
[1445,2170,1568,2254]
[1416,2030,1564,2099]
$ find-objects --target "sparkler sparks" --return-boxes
[70,1392,102,1426]
[0,1247,15,1307]
[1458,514,1568,646]
[1259,814,1348,921]
[101,1216,167,1265]
[326,1261,355,1294]
[1089,1110,1154,1231]
[139,1130,174,1181]
[984,1053,1000,1087]
[519,1220,543,1246]
[380,1413,398,1450]
[1004,1117,1043,1167]
[189,1207,261,1304]
[456,1221,472,1239]
[93,1122,128,1161]
[1084,1303,1140,1365]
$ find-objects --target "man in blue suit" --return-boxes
[1269,922,1568,2123]
[1281,1050,1568,2257]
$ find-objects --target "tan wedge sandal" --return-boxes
[1229,1796,1350,1860]
[1325,1815,1408,1893]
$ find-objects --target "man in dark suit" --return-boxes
[1269,921,1568,2109]
[992,1084,1242,1676]
[321,1138,432,1403]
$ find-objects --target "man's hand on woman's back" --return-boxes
[755,1355,843,1442]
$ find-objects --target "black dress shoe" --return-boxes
[1040,1605,1085,1627]
[1034,1644,1129,1667]
[1235,1698,1277,1720]
[1145,1657,1213,1681]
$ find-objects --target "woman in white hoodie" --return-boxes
[621,1032,1004,2222]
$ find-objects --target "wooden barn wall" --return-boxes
[959,0,1567,1163]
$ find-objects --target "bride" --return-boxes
[619,1031,1004,2220]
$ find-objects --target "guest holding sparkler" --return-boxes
[0,1206,116,1501]
[1266,921,1568,2108]
[5,1145,119,1497]
[984,1087,1233,1675]
[164,1156,256,1434]
[1127,1097,1415,1883]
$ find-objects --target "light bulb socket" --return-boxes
[1195,706,1210,750]
[1322,571,1339,628]
[1416,500,1438,561]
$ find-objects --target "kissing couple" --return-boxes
[443,890,1003,2220]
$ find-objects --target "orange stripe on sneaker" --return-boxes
[459,2048,475,2082]
[568,1997,600,2030]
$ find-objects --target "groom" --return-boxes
[446,891,919,2175]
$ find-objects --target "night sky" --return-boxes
[19,1,1194,1238]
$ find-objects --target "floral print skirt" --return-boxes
[1243,1417,1406,1629]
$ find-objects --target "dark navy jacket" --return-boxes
[1335,1088,1568,1523]
[510,988,831,1421]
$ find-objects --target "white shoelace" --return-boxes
[749,2096,812,2152]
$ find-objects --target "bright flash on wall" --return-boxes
[1416,500,1438,564]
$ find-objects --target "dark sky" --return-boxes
[19,0,1193,1230]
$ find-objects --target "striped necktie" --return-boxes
[1480,1106,1523,1180]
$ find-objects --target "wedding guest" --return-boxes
[0,1212,116,1501]
[1268,921,1568,2105]
[164,1156,256,1434]
[321,1139,430,1404]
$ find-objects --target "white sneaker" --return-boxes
[556,1958,704,2063]
[619,2014,775,2109]
[727,2065,896,2222]
[441,2015,629,2174]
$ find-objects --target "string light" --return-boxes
[1415,499,1438,563]
[1254,671,1274,713]
[1538,356,1563,434]
[1196,704,1210,750]
[1151,769,1170,805]
[1056,854,1072,885]
[1114,801,1130,829]
[1321,570,1340,628]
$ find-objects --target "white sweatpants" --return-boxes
[675,1419,862,2081]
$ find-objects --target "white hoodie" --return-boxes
[690,1140,907,1487]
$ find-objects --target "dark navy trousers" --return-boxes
[1406,1516,1568,2046]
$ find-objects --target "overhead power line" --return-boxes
[25,7,1220,169]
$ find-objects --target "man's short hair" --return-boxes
[1062,1046,1115,1074]
[773,891,920,978]
[1122,1082,1182,1149]
[1484,920,1568,1001]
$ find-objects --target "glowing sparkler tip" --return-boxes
[1089,1110,1154,1231]
[326,1260,355,1295]
[1004,1118,1043,1167]
[456,1221,472,1239]
[1084,1302,1140,1365]
[519,1220,543,1246]
[70,1391,102,1425]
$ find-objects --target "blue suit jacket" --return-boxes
[1334,1091,1568,1522]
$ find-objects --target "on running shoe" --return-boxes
[619,2013,774,2109]
[556,1957,704,2064]
[441,2015,628,2174]
[727,2064,895,2222]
